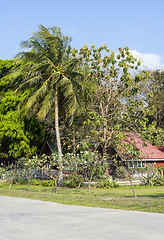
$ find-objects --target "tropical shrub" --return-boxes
[97,176,119,188]
[139,164,164,186]
[115,166,127,179]
[31,179,42,186]
[42,180,56,187]
[63,175,82,188]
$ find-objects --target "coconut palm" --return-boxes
[13,25,82,183]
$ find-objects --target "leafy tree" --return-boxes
[65,150,105,195]
[17,155,40,191]
[5,164,18,189]
[135,70,164,145]
[0,112,31,158]
[75,45,150,174]
[150,70,164,129]
[0,59,18,91]
[40,153,65,193]
[0,60,30,159]
[0,60,45,159]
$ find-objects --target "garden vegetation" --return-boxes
[0,25,164,211]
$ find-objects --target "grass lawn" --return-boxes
[0,183,163,213]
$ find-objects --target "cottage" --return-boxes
[94,132,164,175]
[120,132,164,168]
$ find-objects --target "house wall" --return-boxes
[154,162,164,167]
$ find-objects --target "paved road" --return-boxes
[0,196,164,240]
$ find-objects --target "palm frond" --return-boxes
[37,88,54,120]
[58,76,77,116]
[14,25,81,124]
[25,76,51,111]
[15,75,42,92]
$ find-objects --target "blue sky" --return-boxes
[1,0,164,69]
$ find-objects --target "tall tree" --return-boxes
[77,45,148,152]
[150,70,164,129]
[0,60,44,160]
[12,25,81,183]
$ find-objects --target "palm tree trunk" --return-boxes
[103,120,109,177]
[55,85,63,186]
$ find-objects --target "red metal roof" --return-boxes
[124,132,164,160]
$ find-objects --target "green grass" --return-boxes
[0,183,163,213]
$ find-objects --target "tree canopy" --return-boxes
[0,25,163,163]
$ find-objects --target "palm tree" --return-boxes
[13,25,81,183]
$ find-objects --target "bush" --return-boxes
[141,176,164,186]
[63,175,82,188]
[115,166,127,179]
[31,179,42,186]
[96,176,119,188]
[158,166,164,178]
[153,177,164,186]
[42,180,56,187]
[139,164,164,186]
[16,178,28,185]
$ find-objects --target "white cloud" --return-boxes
[130,50,164,70]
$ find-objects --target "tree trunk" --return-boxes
[55,85,63,186]
[128,166,137,198]
[55,179,57,193]
[9,165,16,189]
[88,181,91,195]
[130,177,137,198]
[42,167,43,184]
[103,120,109,177]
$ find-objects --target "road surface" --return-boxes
[0,196,163,240]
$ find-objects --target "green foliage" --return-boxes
[158,166,164,178]
[136,70,164,145]
[30,179,42,186]
[63,175,82,188]
[139,164,164,186]
[0,59,45,159]
[42,180,56,187]
[1,28,163,189]
[17,155,40,190]
[0,164,19,189]
[0,59,18,91]
[39,153,62,192]
[150,70,164,129]
[65,150,105,194]
[16,178,28,185]
[115,166,127,179]
[97,176,119,188]
[13,25,81,121]
[0,167,6,179]
[0,112,31,158]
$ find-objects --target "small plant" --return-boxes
[158,166,164,178]
[16,178,28,185]
[0,167,6,180]
[97,176,119,188]
[2,164,18,189]
[42,180,56,187]
[17,155,40,191]
[31,179,42,186]
[63,175,84,188]
[115,166,127,179]
[139,164,164,186]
